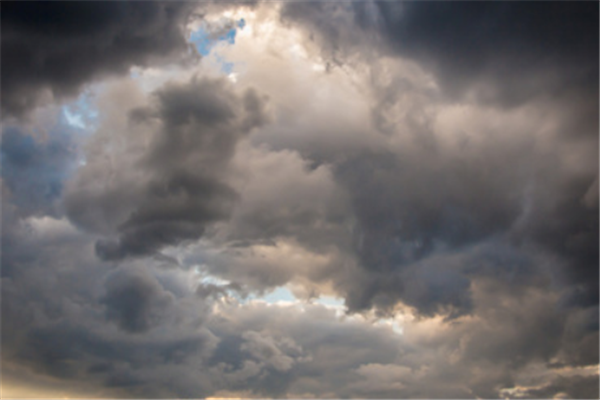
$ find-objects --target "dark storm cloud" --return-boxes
[0,207,400,397]
[2,2,598,398]
[283,2,599,116]
[231,126,555,317]
[374,2,598,109]
[12,320,215,393]
[204,114,596,321]
[1,1,197,118]
[520,175,599,309]
[65,77,269,260]
[93,172,238,261]
[334,147,597,317]
[275,1,599,319]
[1,206,597,398]
[1,215,217,397]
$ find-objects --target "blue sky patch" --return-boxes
[190,20,243,57]
[61,92,99,133]
[189,19,244,74]
[260,286,297,303]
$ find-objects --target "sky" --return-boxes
[1,1,598,399]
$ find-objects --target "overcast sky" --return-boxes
[1,1,598,399]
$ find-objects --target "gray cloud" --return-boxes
[1,126,77,218]
[226,2,598,321]
[65,77,269,261]
[374,2,598,111]
[505,374,599,399]
[2,2,598,398]
[216,101,596,320]
[1,1,197,118]
[1,212,597,398]
[0,214,216,396]
[282,2,599,116]
[0,215,396,397]
[240,331,301,372]
[102,268,175,333]
[327,135,595,316]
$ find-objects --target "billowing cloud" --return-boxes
[282,2,599,114]
[1,1,196,118]
[1,2,597,399]
[64,76,269,261]
[102,268,176,333]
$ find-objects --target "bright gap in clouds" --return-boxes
[259,286,297,304]
[60,91,99,134]
[189,20,243,56]
[189,18,246,74]
[254,287,348,312]
[62,107,85,129]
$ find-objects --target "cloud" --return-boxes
[1,2,598,398]
[194,8,597,319]
[282,2,599,114]
[1,126,76,217]
[502,374,599,399]
[1,212,597,398]
[240,331,302,372]
[326,130,596,315]
[102,268,175,333]
[65,76,269,261]
[1,1,197,118]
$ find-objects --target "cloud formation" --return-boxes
[283,2,599,112]
[65,77,268,261]
[1,1,597,399]
[1,1,196,118]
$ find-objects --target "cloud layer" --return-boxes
[1,1,196,118]
[2,2,598,398]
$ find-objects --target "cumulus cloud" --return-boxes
[64,76,269,261]
[172,3,597,320]
[1,2,598,398]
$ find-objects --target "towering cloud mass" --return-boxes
[1,1,598,399]
[64,77,268,260]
